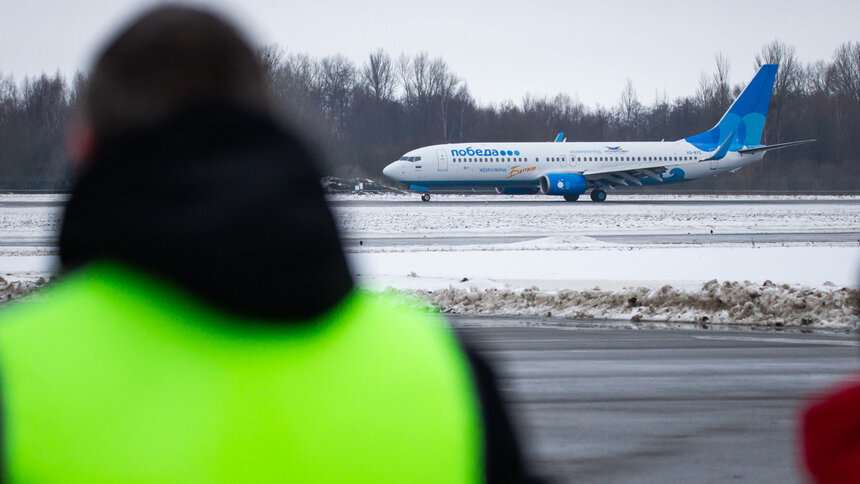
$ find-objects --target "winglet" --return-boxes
[700,131,735,162]
[554,132,564,143]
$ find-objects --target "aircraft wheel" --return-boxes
[590,189,607,202]
[421,193,431,202]
[563,194,579,202]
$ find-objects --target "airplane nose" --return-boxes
[382,162,397,180]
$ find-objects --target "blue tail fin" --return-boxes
[685,64,777,151]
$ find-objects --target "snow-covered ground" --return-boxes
[334,194,860,331]
[332,195,860,237]
[1,193,858,330]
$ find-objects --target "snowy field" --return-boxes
[332,194,860,331]
[332,194,860,237]
[0,193,858,330]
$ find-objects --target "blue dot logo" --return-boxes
[507,150,513,156]
[514,150,520,156]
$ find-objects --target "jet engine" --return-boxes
[539,173,588,196]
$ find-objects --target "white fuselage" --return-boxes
[383,140,764,190]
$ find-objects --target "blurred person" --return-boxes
[0,5,536,483]
[801,378,860,482]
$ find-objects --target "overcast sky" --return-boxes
[2,0,858,107]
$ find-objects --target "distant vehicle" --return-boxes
[383,64,813,202]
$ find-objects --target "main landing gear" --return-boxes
[590,189,607,202]
[421,193,431,202]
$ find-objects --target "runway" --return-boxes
[6,196,858,210]
[329,197,860,208]
[341,232,859,248]
[0,200,66,208]
[6,232,855,249]
[454,323,860,483]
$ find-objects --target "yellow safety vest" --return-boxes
[0,261,483,483]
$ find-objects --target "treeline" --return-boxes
[1,40,859,191]
[0,73,84,189]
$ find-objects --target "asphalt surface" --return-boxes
[453,323,860,483]
[0,200,65,208]
[7,232,855,249]
[9,197,858,209]
[5,233,855,249]
[340,232,860,248]
[330,198,860,207]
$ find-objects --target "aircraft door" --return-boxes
[436,149,448,171]
[560,155,568,167]
[710,159,718,170]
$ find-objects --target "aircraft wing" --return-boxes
[737,139,816,154]
[581,162,671,186]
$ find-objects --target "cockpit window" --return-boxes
[399,156,422,162]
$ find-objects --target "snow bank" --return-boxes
[396,280,859,331]
[0,275,49,303]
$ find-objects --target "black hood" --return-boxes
[60,102,353,321]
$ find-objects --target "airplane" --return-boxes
[382,64,814,202]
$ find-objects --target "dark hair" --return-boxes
[85,5,268,140]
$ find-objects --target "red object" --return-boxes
[802,377,860,483]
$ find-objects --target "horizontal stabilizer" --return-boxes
[700,131,735,162]
[738,139,816,154]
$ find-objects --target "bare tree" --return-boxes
[696,71,715,109]
[318,55,356,135]
[256,44,283,81]
[453,84,477,141]
[268,52,319,119]
[0,73,18,124]
[618,78,640,140]
[429,58,461,141]
[832,41,860,105]
[755,40,800,144]
[360,49,397,102]
[399,52,431,111]
[713,52,732,112]
[696,53,732,120]
[802,61,833,96]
